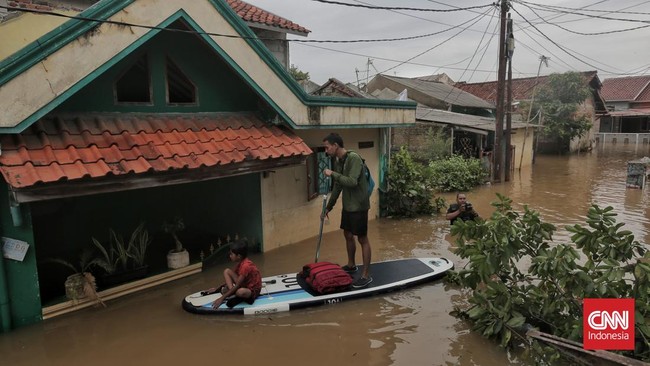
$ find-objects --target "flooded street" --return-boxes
[1,144,649,366]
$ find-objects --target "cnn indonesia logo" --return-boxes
[583,298,635,350]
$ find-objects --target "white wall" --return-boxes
[261,128,380,251]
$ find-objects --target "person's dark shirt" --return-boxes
[447,203,478,225]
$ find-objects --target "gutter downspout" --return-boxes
[0,255,11,332]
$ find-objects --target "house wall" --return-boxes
[0,181,41,329]
[510,127,534,169]
[261,128,380,251]
[58,28,259,113]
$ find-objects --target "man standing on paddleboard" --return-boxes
[322,133,372,288]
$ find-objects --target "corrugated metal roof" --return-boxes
[380,75,493,109]
[601,75,650,102]
[416,107,533,132]
[0,113,312,188]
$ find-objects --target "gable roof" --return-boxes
[455,71,601,104]
[601,75,650,102]
[312,78,371,98]
[0,112,311,200]
[0,0,415,133]
[368,74,493,109]
[0,1,308,62]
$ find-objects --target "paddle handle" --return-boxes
[314,194,328,262]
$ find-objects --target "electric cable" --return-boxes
[309,0,496,13]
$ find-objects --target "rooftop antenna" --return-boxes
[355,68,361,90]
[365,58,374,92]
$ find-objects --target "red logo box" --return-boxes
[583,298,635,350]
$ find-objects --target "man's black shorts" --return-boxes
[340,210,368,236]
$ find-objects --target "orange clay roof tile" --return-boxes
[0,113,312,188]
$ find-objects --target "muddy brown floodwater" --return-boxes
[1,144,649,366]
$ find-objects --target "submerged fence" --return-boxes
[595,133,650,145]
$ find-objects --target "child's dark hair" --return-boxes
[323,133,344,148]
[229,239,248,258]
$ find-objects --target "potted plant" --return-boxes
[163,216,189,269]
[44,249,107,305]
[92,222,151,287]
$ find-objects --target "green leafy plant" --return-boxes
[449,194,650,363]
[534,71,593,153]
[91,222,151,273]
[129,222,151,268]
[428,155,487,192]
[412,126,452,162]
[382,147,445,217]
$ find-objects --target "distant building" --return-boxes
[599,75,650,135]
[456,71,607,153]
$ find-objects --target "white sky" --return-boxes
[245,0,650,85]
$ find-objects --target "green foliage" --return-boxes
[383,147,445,217]
[289,64,310,81]
[92,222,152,273]
[428,155,487,192]
[450,194,650,363]
[412,127,452,162]
[535,72,593,151]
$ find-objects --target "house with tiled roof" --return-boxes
[365,74,536,172]
[0,0,415,330]
[598,75,650,140]
[456,71,608,153]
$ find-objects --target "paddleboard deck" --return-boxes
[182,257,453,316]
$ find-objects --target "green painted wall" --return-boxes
[33,174,262,305]
[57,20,259,113]
[0,182,42,330]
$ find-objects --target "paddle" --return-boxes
[196,279,277,297]
[314,194,328,262]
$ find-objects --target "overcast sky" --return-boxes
[245,0,650,86]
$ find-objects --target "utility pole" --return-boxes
[493,0,509,183]
[519,55,549,170]
[505,13,515,182]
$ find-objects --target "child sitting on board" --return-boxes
[207,239,262,309]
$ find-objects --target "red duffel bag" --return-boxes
[299,262,353,294]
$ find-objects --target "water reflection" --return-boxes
[2,144,649,366]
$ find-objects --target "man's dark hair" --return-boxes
[323,133,344,148]
[230,239,249,258]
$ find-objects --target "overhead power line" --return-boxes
[371,7,495,80]
[310,0,496,12]
[510,5,619,74]
[515,0,650,24]
[0,5,489,44]
[518,0,650,16]
[516,1,650,36]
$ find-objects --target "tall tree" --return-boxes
[535,72,592,153]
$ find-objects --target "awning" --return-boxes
[0,112,312,202]
[608,109,650,117]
